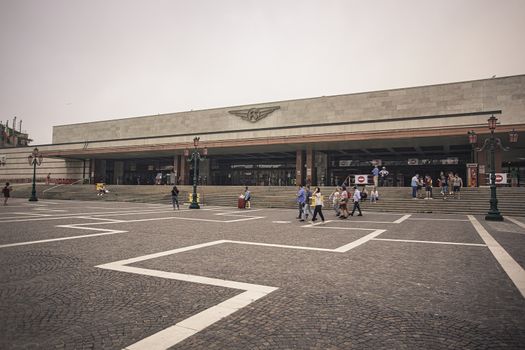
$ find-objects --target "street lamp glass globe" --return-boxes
[509,129,519,143]
[488,116,497,130]
[468,130,477,144]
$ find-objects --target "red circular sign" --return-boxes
[358,176,365,182]
[496,174,503,182]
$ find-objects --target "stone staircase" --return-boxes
[9,183,525,217]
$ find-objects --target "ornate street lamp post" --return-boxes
[468,116,518,221]
[27,147,43,201]
[184,137,207,209]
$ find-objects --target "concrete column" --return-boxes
[315,152,327,186]
[306,148,314,185]
[90,159,95,184]
[180,156,189,185]
[173,155,180,185]
[295,149,304,186]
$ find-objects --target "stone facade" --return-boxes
[52,75,525,147]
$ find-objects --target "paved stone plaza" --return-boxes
[1,199,525,349]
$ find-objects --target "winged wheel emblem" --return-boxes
[228,106,280,123]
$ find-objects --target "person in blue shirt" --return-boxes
[411,174,419,199]
[244,186,251,209]
[372,166,380,187]
[296,185,306,221]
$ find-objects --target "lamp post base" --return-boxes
[189,202,200,209]
[28,196,38,202]
[485,212,503,221]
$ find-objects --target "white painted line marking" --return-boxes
[468,215,525,299]
[97,241,277,350]
[75,216,126,223]
[225,240,335,252]
[317,219,408,224]
[0,208,217,223]
[303,225,376,231]
[408,218,470,222]
[333,229,386,252]
[302,220,333,227]
[393,214,411,224]
[507,217,525,230]
[272,221,291,224]
[372,238,486,247]
[33,208,68,212]
[84,206,149,210]
[359,211,410,216]
[0,229,127,249]
[214,209,264,215]
[101,229,386,349]
[0,210,265,248]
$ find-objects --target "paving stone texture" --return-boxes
[0,198,524,349]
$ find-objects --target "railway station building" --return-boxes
[1,75,524,187]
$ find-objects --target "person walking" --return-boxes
[311,187,325,223]
[171,185,180,210]
[372,166,380,187]
[350,186,363,216]
[304,185,313,220]
[339,185,349,219]
[329,187,341,216]
[411,174,419,199]
[379,167,389,186]
[296,185,306,221]
[3,182,13,205]
[453,174,463,199]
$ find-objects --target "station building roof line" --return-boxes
[46,109,503,148]
[52,74,525,128]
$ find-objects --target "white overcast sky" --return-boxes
[1,0,524,145]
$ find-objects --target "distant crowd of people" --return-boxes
[410,171,463,200]
[296,184,367,223]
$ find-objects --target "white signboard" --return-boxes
[354,174,369,185]
[494,173,508,185]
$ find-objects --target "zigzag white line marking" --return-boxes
[99,229,387,350]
